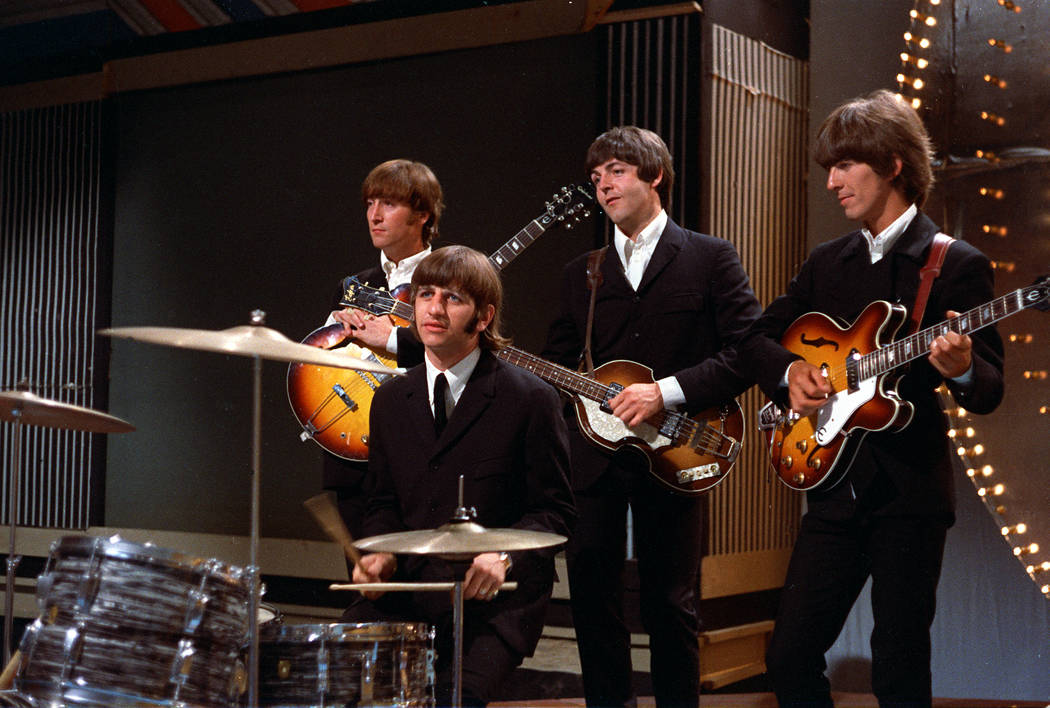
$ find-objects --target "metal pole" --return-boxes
[247,352,262,707]
[452,577,463,708]
[3,413,22,665]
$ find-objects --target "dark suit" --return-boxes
[322,264,425,540]
[741,211,1004,705]
[542,218,763,706]
[348,350,576,705]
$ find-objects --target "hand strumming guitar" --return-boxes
[333,308,395,350]
[787,359,833,417]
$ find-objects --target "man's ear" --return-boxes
[650,169,663,190]
[474,304,495,333]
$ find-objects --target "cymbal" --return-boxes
[0,390,135,433]
[354,520,567,559]
[100,325,403,376]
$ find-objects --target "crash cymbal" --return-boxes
[0,390,135,433]
[100,325,403,376]
[354,520,567,560]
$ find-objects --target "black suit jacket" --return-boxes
[542,218,763,489]
[363,351,576,656]
[321,265,424,519]
[741,211,1004,519]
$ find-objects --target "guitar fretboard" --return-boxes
[496,346,611,402]
[489,217,553,271]
[495,346,711,450]
[857,282,1047,380]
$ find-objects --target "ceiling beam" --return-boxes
[1,0,613,111]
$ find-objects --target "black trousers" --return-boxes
[566,447,703,708]
[765,508,949,708]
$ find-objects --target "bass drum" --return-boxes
[257,622,435,707]
[15,535,250,708]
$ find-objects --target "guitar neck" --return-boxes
[488,214,558,272]
[861,285,1033,379]
[496,347,611,402]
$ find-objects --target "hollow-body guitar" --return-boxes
[495,347,743,495]
[758,276,1050,491]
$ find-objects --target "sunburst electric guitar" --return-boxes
[286,184,594,460]
[758,275,1050,492]
[496,348,743,495]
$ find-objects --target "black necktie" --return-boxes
[433,373,449,434]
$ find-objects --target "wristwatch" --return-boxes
[498,552,512,574]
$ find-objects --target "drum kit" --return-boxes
[0,312,566,707]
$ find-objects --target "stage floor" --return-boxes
[492,695,1050,707]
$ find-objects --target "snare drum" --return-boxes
[16,535,251,708]
[258,622,435,707]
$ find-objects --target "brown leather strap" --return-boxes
[909,233,954,334]
[579,246,608,374]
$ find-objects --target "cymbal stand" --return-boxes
[246,311,264,708]
[3,402,23,665]
[444,476,478,708]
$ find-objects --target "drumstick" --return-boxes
[0,650,20,689]
[329,582,518,592]
[303,492,362,565]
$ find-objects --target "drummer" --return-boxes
[346,245,576,706]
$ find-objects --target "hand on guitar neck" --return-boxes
[926,309,973,379]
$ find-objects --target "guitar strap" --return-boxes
[908,232,954,334]
[579,245,609,374]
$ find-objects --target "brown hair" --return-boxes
[585,126,675,207]
[814,89,935,207]
[410,245,509,350]
[361,159,445,245]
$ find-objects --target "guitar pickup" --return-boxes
[599,382,624,415]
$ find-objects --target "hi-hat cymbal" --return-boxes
[100,325,403,376]
[0,390,135,433]
[354,520,567,560]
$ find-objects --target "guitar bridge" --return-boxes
[676,463,722,484]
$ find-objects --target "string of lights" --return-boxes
[899,0,1049,601]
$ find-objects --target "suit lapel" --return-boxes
[637,219,684,293]
[402,366,439,450]
[433,352,497,453]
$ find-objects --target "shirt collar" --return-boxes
[861,204,917,264]
[614,209,667,263]
[381,246,432,289]
[425,346,481,407]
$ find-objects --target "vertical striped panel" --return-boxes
[703,25,808,581]
[1,101,104,530]
[601,11,701,235]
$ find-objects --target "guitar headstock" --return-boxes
[339,276,399,316]
[544,183,595,230]
[1028,274,1050,312]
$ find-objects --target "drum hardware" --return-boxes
[328,581,518,593]
[100,312,405,707]
[0,385,135,666]
[353,475,566,708]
